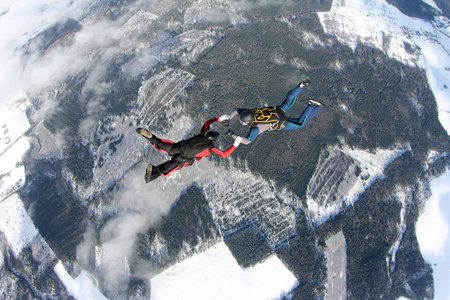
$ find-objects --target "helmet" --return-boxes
[239,110,254,125]
[205,130,219,142]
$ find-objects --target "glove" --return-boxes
[218,114,230,122]
[233,136,243,147]
[219,114,230,127]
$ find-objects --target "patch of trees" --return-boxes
[277,211,326,300]
[136,185,219,268]
[19,159,87,262]
[224,225,272,268]
[63,141,94,186]
[43,74,87,136]
[386,0,437,20]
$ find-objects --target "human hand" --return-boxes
[219,114,230,122]
[219,115,230,127]
[233,136,243,147]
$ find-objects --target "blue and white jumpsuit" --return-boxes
[229,85,323,144]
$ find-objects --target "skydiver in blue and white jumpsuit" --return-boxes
[221,79,323,144]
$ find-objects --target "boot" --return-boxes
[144,164,160,183]
[308,99,323,107]
[299,79,311,88]
[136,128,153,140]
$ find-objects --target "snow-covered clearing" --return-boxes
[416,168,450,300]
[150,241,298,300]
[0,194,38,257]
[54,261,108,300]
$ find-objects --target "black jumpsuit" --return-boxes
[144,118,237,181]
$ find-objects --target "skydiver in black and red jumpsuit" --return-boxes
[136,116,242,182]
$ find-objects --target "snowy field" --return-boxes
[54,262,108,300]
[0,194,38,257]
[150,242,299,300]
[416,169,450,300]
[0,96,31,202]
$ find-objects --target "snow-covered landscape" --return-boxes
[306,144,410,224]
[416,169,450,300]
[318,1,450,298]
[0,0,449,299]
[318,0,450,134]
[150,242,298,300]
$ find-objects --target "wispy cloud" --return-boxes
[0,0,94,101]
[0,0,154,130]
[95,166,176,292]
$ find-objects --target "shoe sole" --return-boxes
[299,79,310,88]
[145,164,153,183]
[138,128,153,139]
[309,99,323,106]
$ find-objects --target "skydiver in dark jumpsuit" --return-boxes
[221,80,323,144]
[136,117,242,182]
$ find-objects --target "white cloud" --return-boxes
[99,212,148,291]
[0,0,94,101]
[0,0,147,126]
[96,167,174,292]
[0,0,17,14]
[76,226,96,269]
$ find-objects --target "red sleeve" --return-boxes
[201,118,220,133]
[194,145,237,158]
[210,145,237,158]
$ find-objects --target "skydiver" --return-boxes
[220,79,323,144]
[136,116,242,182]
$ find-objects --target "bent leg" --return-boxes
[155,159,182,177]
[151,136,176,153]
[137,128,176,153]
[144,154,195,182]
[155,154,195,177]
[277,86,306,111]
[281,104,323,130]
[144,159,180,182]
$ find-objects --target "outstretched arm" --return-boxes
[228,109,238,120]
[209,136,243,158]
[221,108,250,122]
[229,124,269,145]
[200,118,219,133]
